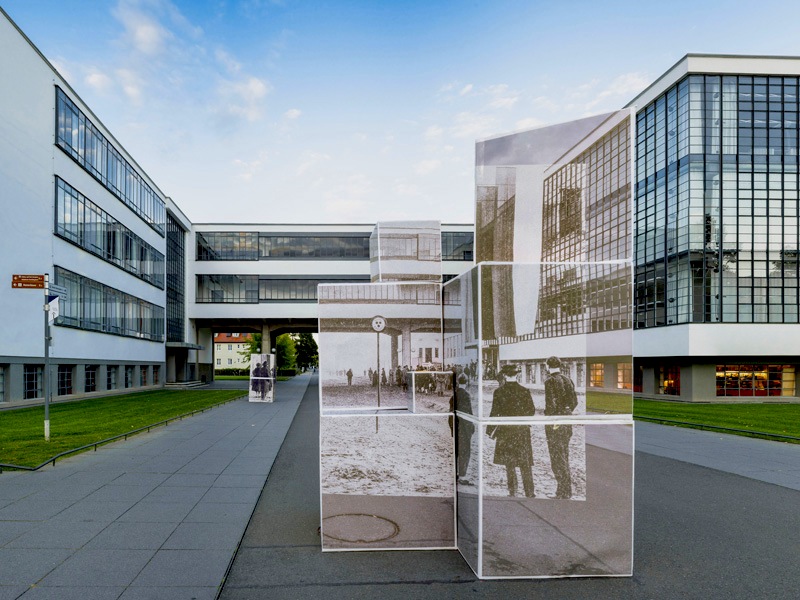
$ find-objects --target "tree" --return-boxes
[237,333,262,368]
[275,334,296,371]
[295,333,319,370]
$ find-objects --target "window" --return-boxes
[54,177,165,289]
[716,364,796,397]
[55,88,166,235]
[125,366,134,388]
[0,366,6,402]
[55,266,165,342]
[57,365,74,396]
[85,365,97,393]
[441,232,474,261]
[216,358,221,366]
[228,344,232,351]
[658,365,681,395]
[24,365,43,400]
[107,366,118,390]
[140,366,148,386]
[153,366,160,385]
[617,363,633,390]
[227,358,233,365]
[589,363,604,387]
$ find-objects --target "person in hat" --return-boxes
[454,373,475,484]
[544,356,578,499]
[487,363,535,497]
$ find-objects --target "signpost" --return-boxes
[11,274,45,289]
[11,273,52,441]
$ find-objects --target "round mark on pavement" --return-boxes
[322,513,400,543]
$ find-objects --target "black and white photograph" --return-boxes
[481,422,586,500]
[480,423,632,578]
[320,413,456,550]
[248,353,275,402]
[369,220,442,283]
[443,268,481,416]
[318,283,443,411]
[405,371,454,413]
[455,412,480,573]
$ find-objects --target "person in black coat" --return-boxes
[455,373,475,484]
[544,356,578,499]
[487,364,535,497]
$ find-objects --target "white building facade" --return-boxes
[1,7,797,404]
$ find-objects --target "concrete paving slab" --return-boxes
[38,548,154,587]
[183,501,254,524]
[0,586,28,600]
[84,484,157,503]
[0,548,73,585]
[51,500,136,523]
[200,486,262,504]
[17,585,125,599]
[162,522,245,550]
[118,586,217,600]
[0,520,38,545]
[82,522,178,550]
[115,501,196,523]
[162,473,218,487]
[141,485,208,504]
[0,499,73,521]
[130,549,231,587]
[6,520,108,549]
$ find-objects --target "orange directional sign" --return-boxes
[11,274,45,289]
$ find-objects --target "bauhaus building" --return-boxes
[1,6,797,405]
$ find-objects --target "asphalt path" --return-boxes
[219,375,800,599]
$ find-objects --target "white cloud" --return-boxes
[114,1,172,57]
[216,76,271,122]
[532,95,559,111]
[515,117,545,130]
[323,174,372,219]
[284,108,302,119]
[233,153,268,181]
[449,111,499,139]
[424,125,444,140]
[586,72,650,109]
[85,68,113,92]
[116,68,144,104]
[215,48,242,74]
[296,152,330,175]
[486,83,519,109]
[415,159,442,175]
[459,84,473,96]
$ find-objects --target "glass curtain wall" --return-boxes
[635,75,800,328]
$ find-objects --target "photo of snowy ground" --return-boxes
[321,412,456,550]
[320,414,454,496]
[479,424,586,500]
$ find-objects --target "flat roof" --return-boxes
[626,53,800,110]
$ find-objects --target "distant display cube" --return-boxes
[370,220,442,283]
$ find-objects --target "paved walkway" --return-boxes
[636,421,800,491]
[2,375,799,599]
[220,378,800,599]
[0,373,311,600]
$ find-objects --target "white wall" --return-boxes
[0,11,166,364]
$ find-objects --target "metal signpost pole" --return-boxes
[43,274,51,441]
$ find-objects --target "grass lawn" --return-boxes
[587,390,633,414]
[633,398,800,442]
[0,389,244,468]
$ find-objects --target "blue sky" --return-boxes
[5,0,800,224]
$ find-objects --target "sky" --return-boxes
[5,0,800,225]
